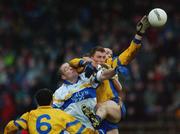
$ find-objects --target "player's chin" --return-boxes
[71,69,77,73]
[73,71,78,76]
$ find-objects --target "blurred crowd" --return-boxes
[0,0,179,131]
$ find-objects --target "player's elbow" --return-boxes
[120,60,129,66]
[4,121,19,134]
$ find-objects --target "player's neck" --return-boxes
[68,76,79,84]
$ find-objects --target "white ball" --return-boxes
[148,8,167,27]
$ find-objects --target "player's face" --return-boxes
[60,63,78,81]
[104,48,113,59]
[91,51,106,65]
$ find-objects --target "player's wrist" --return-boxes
[135,33,143,40]
[136,32,144,37]
[133,34,142,44]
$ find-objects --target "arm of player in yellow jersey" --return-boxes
[69,57,93,68]
[69,58,83,68]
[69,58,85,73]
[4,112,29,134]
[4,121,19,134]
[118,34,142,65]
[108,16,150,67]
[107,34,142,68]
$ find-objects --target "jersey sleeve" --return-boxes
[69,58,84,73]
[63,113,98,134]
[14,112,29,129]
[107,39,141,68]
[69,58,82,68]
[91,65,109,83]
[4,120,19,134]
[93,69,103,83]
[79,72,99,89]
[52,92,65,109]
[4,112,29,134]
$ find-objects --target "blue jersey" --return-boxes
[53,73,99,129]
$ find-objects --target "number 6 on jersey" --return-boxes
[36,114,52,134]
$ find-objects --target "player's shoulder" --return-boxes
[49,107,63,113]
[29,107,40,113]
[54,84,70,99]
[55,84,67,93]
[48,107,71,118]
[27,109,38,117]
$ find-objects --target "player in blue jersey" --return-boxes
[53,62,120,131]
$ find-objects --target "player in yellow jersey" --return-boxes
[69,16,150,134]
[81,46,127,133]
[4,88,103,134]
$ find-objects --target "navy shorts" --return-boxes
[100,119,119,132]
[98,97,127,132]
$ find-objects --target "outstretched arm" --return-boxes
[107,16,150,67]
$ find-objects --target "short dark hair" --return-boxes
[89,46,106,57]
[35,88,53,106]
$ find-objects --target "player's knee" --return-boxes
[109,117,120,123]
[106,106,121,123]
[110,102,126,122]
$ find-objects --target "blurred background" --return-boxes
[0,0,179,133]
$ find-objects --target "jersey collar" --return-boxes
[63,76,80,85]
[38,106,52,109]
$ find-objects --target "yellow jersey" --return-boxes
[4,106,98,134]
[69,40,141,103]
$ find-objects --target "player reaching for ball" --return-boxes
[68,15,150,134]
